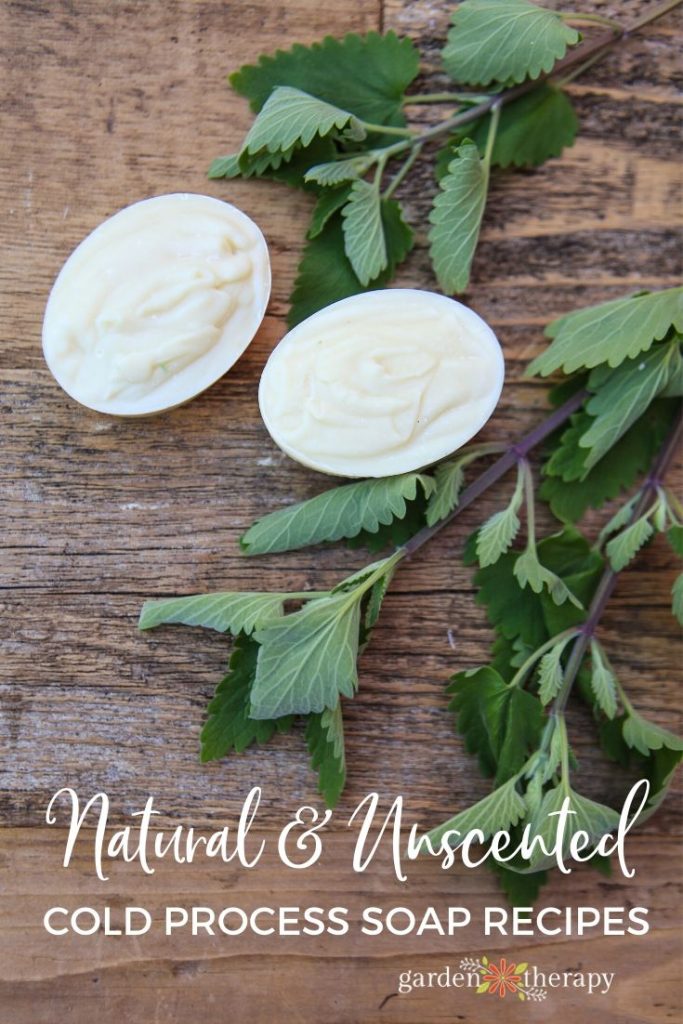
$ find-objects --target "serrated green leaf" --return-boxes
[519,783,620,873]
[580,344,676,470]
[510,635,536,670]
[653,492,668,533]
[288,214,367,323]
[489,861,548,906]
[288,200,413,325]
[364,569,394,633]
[427,774,527,848]
[661,337,683,395]
[606,514,654,571]
[332,555,398,595]
[468,527,601,649]
[492,688,544,785]
[237,144,296,173]
[600,716,682,825]
[623,710,683,757]
[668,525,683,557]
[251,592,361,718]
[543,719,565,783]
[476,486,524,567]
[308,185,352,239]
[241,472,432,555]
[426,458,466,527]
[139,592,285,634]
[304,154,376,186]
[242,86,365,156]
[348,480,429,553]
[230,31,420,127]
[463,84,578,168]
[469,548,547,648]
[537,641,567,704]
[306,702,346,807]
[673,574,683,626]
[589,640,617,719]
[208,154,241,179]
[447,667,500,777]
[544,409,594,483]
[448,666,543,783]
[200,635,294,761]
[529,287,683,377]
[599,494,640,544]
[514,547,582,607]
[541,399,676,522]
[599,715,632,767]
[375,195,414,274]
[342,180,387,285]
[591,853,613,877]
[216,147,295,178]
[428,140,487,293]
[210,136,337,189]
[523,770,545,816]
[637,746,683,825]
[443,0,579,87]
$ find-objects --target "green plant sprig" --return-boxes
[427,411,682,900]
[140,288,682,829]
[208,0,682,323]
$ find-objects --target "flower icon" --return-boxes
[477,957,528,999]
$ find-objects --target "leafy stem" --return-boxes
[482,100,502,181]
[359,120,415,138]
[558,715,571,795]
[508,627,580,690]
[215,2,682,317]
[559,10,622,32]
[408,0,680,149]
[374,1,681,161]
[404,90,493,106]
[334,550,402,608]
[382,144,423,199]
[402,388,588,558]
[612,671,635,717]
[520,457,538,555]
[372,156,386,190]
[551,410,683,717]
[666,488,683,522]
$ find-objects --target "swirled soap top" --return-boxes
[259,290,505,477]
[42,194,270,415]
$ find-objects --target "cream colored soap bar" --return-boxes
[259,290,504,478]
[42,193,270,415]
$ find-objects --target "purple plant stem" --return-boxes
[401,388,588,558]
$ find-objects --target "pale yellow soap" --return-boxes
[259,289,505,477]
[42,193,270,415]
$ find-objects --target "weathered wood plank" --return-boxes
[0,828,681,1022]
[1,0,681,1020]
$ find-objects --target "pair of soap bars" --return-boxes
[42,193,504,478]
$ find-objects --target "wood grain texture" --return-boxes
[1,827,682,1023]
[0,0,681,1020]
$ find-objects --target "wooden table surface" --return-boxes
[1,1,681,1021]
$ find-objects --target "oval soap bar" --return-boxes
[259,289,504,477]
[42,193,270,415]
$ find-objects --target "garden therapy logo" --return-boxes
[462,956,546,1002]
[397,959,615,1000]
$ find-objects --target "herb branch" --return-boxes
[209,0,682,323]
[141,287,682,850]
